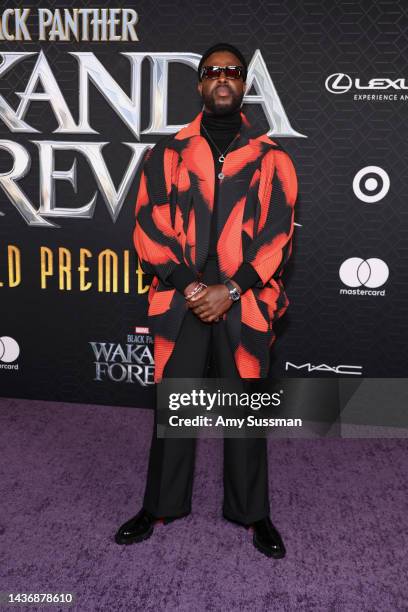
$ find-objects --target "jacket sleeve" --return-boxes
[232,148,298,289]
[231,262,262,294]
[133,147,197,291]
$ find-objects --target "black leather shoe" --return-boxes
[251,516,286,559]
[115,508,156,545]
[114,508,188,545]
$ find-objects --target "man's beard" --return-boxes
[201,85,243,115]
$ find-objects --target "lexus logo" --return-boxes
[326,73,408,94]
[339,258,389,288]
[353,166,390,203]
[0,336,20,363]
[325,73,353,94]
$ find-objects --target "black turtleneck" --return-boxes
[201,107,242,154]
[167,107,261,295]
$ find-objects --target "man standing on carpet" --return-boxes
[115,43,298,558]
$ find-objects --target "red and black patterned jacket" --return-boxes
[134,110,298,382]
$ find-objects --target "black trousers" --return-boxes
[142,258,270,525]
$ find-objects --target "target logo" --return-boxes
[353,166,390,203]
[339,258,389,296]
[0,336,20,363]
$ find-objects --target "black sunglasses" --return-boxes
[200,65,244,80]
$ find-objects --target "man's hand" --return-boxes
[187,281,241,323]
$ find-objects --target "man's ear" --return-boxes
[197,82,202,96]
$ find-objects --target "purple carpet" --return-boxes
[0,396,407,611]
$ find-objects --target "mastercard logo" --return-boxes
[339,258,389,288]
[0,336,20,363]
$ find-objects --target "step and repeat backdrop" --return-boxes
[0,1,407,408]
